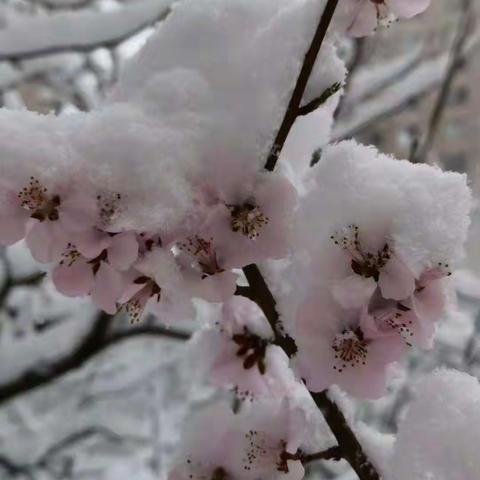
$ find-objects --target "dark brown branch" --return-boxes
[264,0,339,171]
[298,81,342,116]
[301,446,343,464]
[0,271,46,306]
[242,264,297,357]
[311,392,379,479]
[0,313,190,406]
[242,264,380,479]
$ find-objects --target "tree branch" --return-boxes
[298,81,342,116]
[0,1,172,62]
[0,312,190,406]
[412,0,474,163]
[264,0,339,171]
[243,263,380,479]
[301,446,343,464]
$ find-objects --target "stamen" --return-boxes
[229,203,269,239]
[332,328,368,372]
[373,307,414,346]
[178,236,224,278]
[17,177,61,222]
[243,430,286,473]
[59,243,81,267]
[331,225,392,282]
[97,192,123,227]
[123,277,161,323]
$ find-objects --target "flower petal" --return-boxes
[52,259,94,297]
[91,262,125,314]
[108,232,139,270]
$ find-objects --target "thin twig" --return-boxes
[301,446,343,463]
[298,81,342,116]
[0,314,190,405]
[411,0,474,163]
[264,0,339,171]
[0,5,172,62]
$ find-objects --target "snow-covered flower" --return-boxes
[168,404,240,480]
[120,247,195,323]
[170,399,306,480]
[198,172,297,268]
[0,177,97,262]
[330,224,415,308]
[233,400,307,480]
[341,0,431,37]
[198,296,294,400]
[176,235,237,302]
[294,290,405,399]
[52,231,138,313]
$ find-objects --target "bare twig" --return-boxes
[412,0,474,163]
[0,314,190,406]
[0,3,172,62]
[301,446,343,463]
[264,0,339,171]
[298,81,342,116]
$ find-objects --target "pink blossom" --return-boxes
[331,224,415,308]
[52,231,138,313]
[176,235,237,302]
[0,177,98,263]
[169,401,307,480]
[295,290,405,399]
[199,173,298,268]
[120,248,195,323]
[342,0,430,37]
[168,404,241,480]
[230,400,307,480]
[201,297,294,400]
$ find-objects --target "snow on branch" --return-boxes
[0,0,173,61]
[334,30,480,141]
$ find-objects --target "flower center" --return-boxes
[124,276,161,323]
[232,327,268,374]
[59,243,81,267]
[211,467,229,480]
[97,192,123,228]
[243,430,287,474]
[373,304,414,346]
[229,203,269,240]
[178,236,224,278]
[332,327,368,372]
[18,177,61,222]
[331,224,392,282]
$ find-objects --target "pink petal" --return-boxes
[26,221,69,263]
[331,274,376,309]
[0,211,28,245]
[52,259,94,297]
[347,0,378,37]
[387,0,430,18]
[379,255,415,301]
[107,232,139,270]
[91,262,125,314]
[59,192,98,232]
[75,229,111,258]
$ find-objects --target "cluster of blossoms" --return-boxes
[0,0,474,479]
[0,168,296,323]
[291,141,470,398]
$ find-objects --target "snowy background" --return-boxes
[0,0,479,479]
